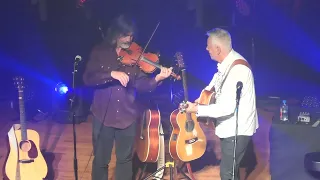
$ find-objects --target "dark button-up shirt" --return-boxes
[83,43,158,129]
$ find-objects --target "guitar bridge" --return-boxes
[19,159,34,164]
[185,137,198,144]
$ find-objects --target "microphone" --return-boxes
[75,55,82,62]
[236,81,243,103]
[236,81,243,90]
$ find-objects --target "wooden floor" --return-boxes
[0,102,273,180]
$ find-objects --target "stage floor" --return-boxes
[0,103,272,180]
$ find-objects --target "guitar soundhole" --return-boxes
[19,140,38,159]
[20,140,31,152]
[185,121,195,132]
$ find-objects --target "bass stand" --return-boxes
[70,56,82,180]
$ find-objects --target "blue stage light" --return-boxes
[55,82,68,95]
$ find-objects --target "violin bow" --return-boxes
[137,22,160,63]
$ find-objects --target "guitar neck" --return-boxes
[181,69,189,102]
[181,68,193,122]
[18,90,27,141]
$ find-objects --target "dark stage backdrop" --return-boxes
[1,0,320,110]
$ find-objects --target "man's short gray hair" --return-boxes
[206,28,232,51]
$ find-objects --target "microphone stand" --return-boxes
[232,87,242,180]
[70,59,80,180]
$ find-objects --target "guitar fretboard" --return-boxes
[181,69,189,102]
[18,90,27,141]
[180,69,193,124]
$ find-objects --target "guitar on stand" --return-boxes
[166,52,205,180]
[136,108,161,163]
[5,76,48,180]
[169,52,207,162]
[135,107,164,179]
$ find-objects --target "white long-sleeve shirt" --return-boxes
[197,49,259,138]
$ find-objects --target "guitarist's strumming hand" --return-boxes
[179,101,198,113]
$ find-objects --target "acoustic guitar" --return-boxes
[136,109,161,162]
[197,59,251,128]
[5,76,48,180]
[169,52,207,162]
[196,88,217,128]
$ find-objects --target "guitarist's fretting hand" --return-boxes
[181,101,198,113]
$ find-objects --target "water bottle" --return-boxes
[280,100,289,121]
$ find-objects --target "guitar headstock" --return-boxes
[13,76,25,91]
[174,52,185,69]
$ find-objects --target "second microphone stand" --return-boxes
[70,59,80,180]
[232,83,242,180]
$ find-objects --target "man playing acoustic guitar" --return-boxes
[83,15,172,180]
[183,28,259,180]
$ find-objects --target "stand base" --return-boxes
[140,161,174,180]
[140,161,192,180]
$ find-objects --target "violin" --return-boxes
[119,42,181,80]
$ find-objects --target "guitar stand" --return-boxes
[142,161,174,180]
[177,162,192,180]
[140,160,192,180]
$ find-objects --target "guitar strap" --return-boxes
[154,122,165,179]
[211,59,251,92]
[8,124,20,152]
[204,59,251,125]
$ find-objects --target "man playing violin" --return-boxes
[83,14,172,180]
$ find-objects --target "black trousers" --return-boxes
[91,117,136,180]
[220,135,251,180]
